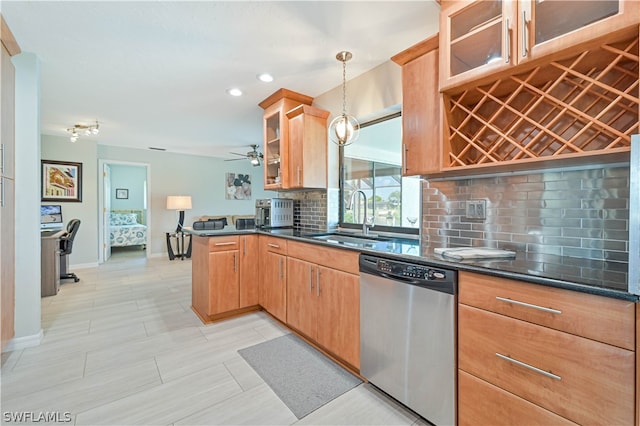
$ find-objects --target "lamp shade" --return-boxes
[166,195,192,210]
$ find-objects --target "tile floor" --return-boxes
[1,249,427,425]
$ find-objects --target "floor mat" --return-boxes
[238,334,362,419]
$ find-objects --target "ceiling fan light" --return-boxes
[85,128,92,136]
[70,134,78,143]
[250,157,261,166]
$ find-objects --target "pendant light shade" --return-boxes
[329,51,360,146]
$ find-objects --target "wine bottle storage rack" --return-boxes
[443,36,639,169]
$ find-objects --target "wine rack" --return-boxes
[443,35,639,169]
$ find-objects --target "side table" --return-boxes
[166,231,192,260]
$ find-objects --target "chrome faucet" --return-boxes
[348,190,375,235]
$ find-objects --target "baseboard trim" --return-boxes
[71,262,99,270]
[2,329,43,353]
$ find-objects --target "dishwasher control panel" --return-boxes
[377,259,449,281]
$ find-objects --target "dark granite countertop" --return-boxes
[185,227,637,302]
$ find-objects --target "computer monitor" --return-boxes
[40,205,63,230]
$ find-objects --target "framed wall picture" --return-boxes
[41,160,83,202]
[225,173,252,200]
[115,188,129,199]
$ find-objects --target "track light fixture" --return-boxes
[67,120,100,143]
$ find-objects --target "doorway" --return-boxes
[98,160,151,263]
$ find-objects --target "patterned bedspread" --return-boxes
[110,212,147,247]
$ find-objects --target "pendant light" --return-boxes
[329,51,360,146]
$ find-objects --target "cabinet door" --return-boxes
[239,235,259,307]
[208,251,240,315]
[440,0,516,91]
[261,251,287,322]
[286,105,329,189]
[315,266,360,369]
[286,257,317,338]
[402,47,441,176]
[519,0,639,64]
[263,109,283,190]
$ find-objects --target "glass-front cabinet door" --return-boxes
[519,0,639,63]
[440,0,516,91]
[264,111,282,189]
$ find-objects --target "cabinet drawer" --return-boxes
[459,370,577,426]
[260,236,287,255]
[458,304,634,425]
[287,241,359,275]
[208,236,239,252]
[459,271,635,349]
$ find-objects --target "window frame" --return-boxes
[338,112,419,236]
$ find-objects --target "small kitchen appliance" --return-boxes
[255,198,294,228]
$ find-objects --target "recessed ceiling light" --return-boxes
[257,73,274,83]
[227,88,243,97]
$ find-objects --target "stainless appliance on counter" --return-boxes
[360,254,456,425]
[255,198,293,228]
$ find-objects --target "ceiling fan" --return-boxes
[225,144,264,167]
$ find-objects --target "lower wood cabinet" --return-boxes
[239,235,259,307]
[458,271,635,425]
[259,236,287,322]
[191,235,259,322]
[286,241,360,369]
[459,370,577,426]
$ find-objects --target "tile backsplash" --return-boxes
[278,189,339,232]
[422,166,630,263]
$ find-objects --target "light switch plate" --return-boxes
[466,199,486,220]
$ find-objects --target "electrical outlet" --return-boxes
[466,199,486,220]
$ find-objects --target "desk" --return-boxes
[41,229,64,297]
[166,231,192,260]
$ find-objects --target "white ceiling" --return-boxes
[2,1,440,159]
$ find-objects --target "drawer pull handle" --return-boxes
[268,243,280,248]
[214,242,237,246]
[496,352,561,381]
[496,296,561,315]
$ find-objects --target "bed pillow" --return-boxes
[110,213,138,226]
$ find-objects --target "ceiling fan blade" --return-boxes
[224,158,246,162]
[229,152,247,157]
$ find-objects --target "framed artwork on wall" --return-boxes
[225,173,252,200]
[115,188,129,199]
[41,160,83,202]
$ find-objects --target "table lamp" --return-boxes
[166,195,192,232]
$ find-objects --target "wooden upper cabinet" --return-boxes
[440,0,516,91]
[392,34,442,176]
[260,88,329,191]
[286,104,329,189]
[518,0,640,65]
[440,0,639,91]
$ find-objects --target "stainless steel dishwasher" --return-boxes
[360,254,456,426]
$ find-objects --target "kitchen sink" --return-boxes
[304,232,420,251]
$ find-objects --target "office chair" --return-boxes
[60,219,81,282]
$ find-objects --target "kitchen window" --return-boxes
[340,113,420,234]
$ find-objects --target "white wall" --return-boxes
[110,164,146,210]
[12,52,42,346]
